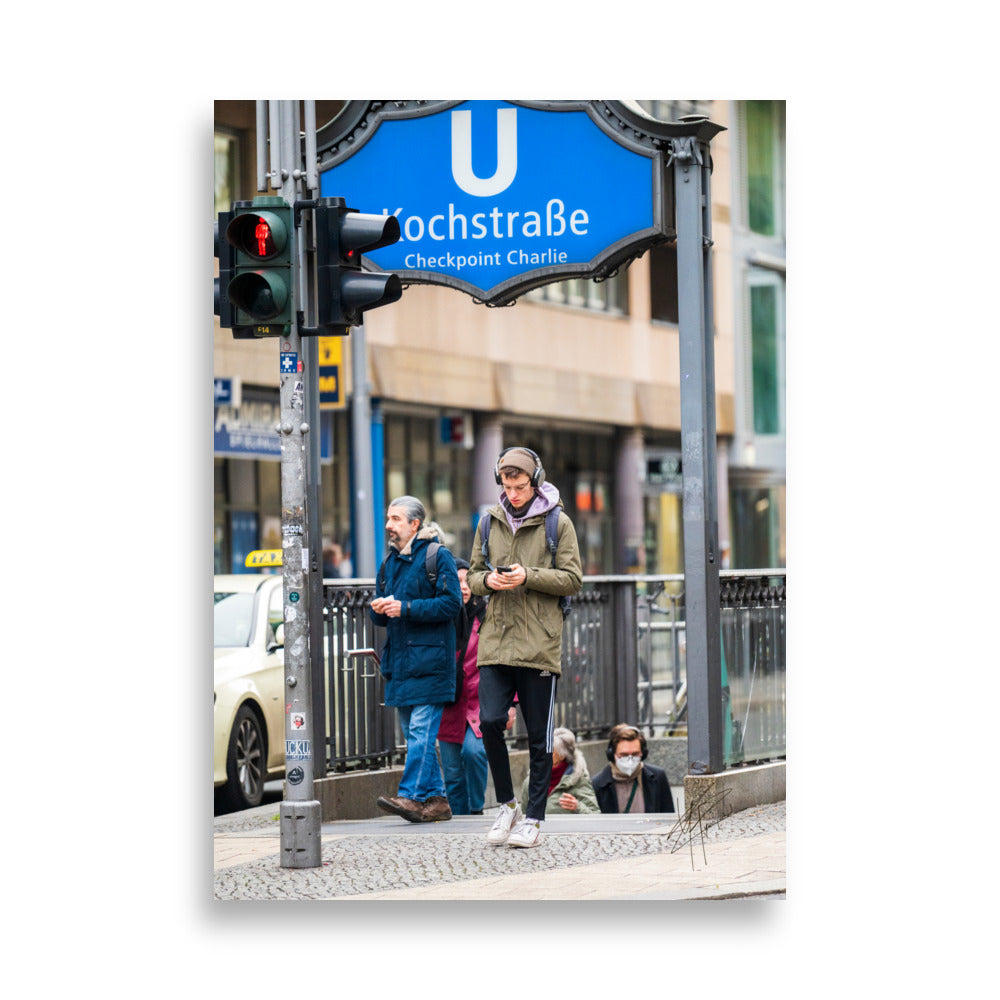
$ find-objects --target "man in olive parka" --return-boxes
[468,447,582,848]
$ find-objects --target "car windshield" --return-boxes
[214,591,256,647]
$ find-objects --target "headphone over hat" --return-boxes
[606,724,649,761]
[494,446,546,487]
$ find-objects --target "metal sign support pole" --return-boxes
[272,98,321,868]
[674,130,724,775]
[350,321,377,578]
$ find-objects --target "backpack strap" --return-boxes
[545,509,572,620]
[479,513,491,562]
[378,542,442,594]
[544,508,559,566]
[424,540,441,587]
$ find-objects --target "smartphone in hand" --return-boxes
[495,566,512,573]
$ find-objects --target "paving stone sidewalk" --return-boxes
[213,801,785,901]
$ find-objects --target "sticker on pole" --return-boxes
[286,739,311,761]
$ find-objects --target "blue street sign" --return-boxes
[214,377,234,405]
[318,101,671,303]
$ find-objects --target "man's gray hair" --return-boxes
[552,727,576,762]
[387,495,426,527]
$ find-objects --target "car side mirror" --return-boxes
[267,624,285,653]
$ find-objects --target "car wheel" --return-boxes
[221,704,267,811]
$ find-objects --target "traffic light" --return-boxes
[225,197,295,337]
[214,210,235,332]
[314,196,402,335]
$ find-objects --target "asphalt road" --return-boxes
[214,779,284,817]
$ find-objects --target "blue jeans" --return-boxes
[397,704,447,801]
[438,725,488,814]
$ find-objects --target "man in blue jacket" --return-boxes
[371,495,462,823]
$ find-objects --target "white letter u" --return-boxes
[451,107,517,197]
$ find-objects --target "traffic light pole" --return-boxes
[217,103,405,867]
[271,100,322,868]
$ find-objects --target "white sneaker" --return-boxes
[486,802,523,845]
[507,818,542,848]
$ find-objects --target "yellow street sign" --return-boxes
[319,336,346,410]
[245,549,282,568]
[318,337,342,366]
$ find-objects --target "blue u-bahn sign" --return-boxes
[317,100,681,304]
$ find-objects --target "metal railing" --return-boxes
[720,574,787,764]
[318,569,785,774]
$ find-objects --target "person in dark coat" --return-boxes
[591,723,675,814]
[371,495,462,823]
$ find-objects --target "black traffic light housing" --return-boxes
[314,196,402,335]
[214,210,236,332]
[224,197,295,337]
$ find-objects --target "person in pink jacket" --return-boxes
[437,560,513,814]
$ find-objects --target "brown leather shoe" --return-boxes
[421,796,453,822]
[376,795,424,822]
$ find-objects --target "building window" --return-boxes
[748,268,785,436]
[729,478,786,569]
[744,100,785,238]
[732,99,786,466]
[636,100,712,123]
[526,271,628,316]
[382,412,475,555]
[214,129,240,215]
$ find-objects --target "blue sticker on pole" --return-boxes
[286,739,311,761]
[280,352,297,374]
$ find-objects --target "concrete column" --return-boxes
[614,427,645,573]
[473,415,504,514]
[716,438,731,568]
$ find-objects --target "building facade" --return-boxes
[213,99,785,577]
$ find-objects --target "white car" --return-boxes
[214,574,287,810]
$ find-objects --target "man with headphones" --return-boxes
[591,723,676,814]
[468,446,582,848]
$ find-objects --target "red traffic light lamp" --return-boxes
[225,197,295,336]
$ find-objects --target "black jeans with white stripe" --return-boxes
[478,665,557,822]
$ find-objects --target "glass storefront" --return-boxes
[380,411,616,573]
[214,386,350,574]
[214,399,781,581]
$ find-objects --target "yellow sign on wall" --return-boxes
[319,337,345,410]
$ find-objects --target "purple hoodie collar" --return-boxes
[500,481,561,534]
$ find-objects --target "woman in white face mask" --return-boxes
[591,724,676,815]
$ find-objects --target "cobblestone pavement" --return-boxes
[213,801,785,901]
